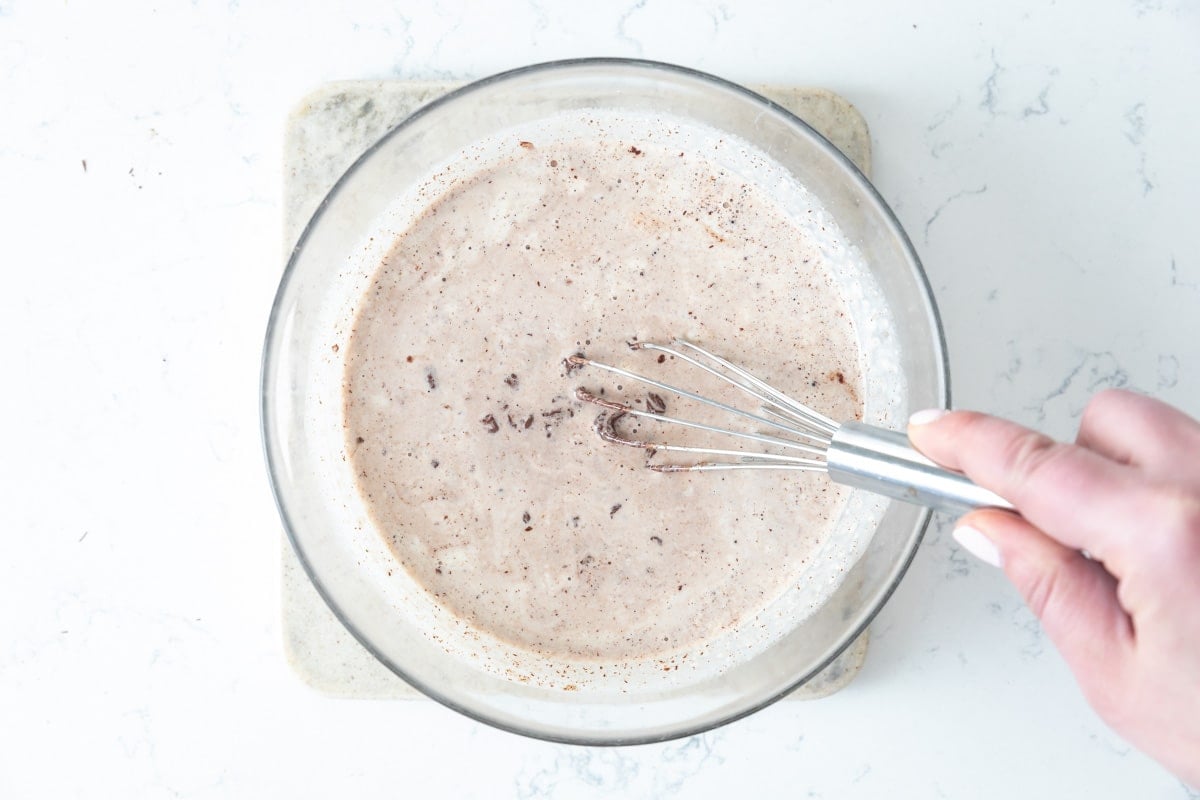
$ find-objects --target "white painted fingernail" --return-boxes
[909,408,949,426]
[953,525,1003,568]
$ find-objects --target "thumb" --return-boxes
[955,509,1134,706]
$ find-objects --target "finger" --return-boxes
[956,509,1134,711]
[908,410,1151,566]
[1076,389,1200,490]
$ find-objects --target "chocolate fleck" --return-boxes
[504,373,519,388]
[564,353,586,374]
[609,504,622,517]
[646,393,666,413]
[481,414,499,433]
[426,371,437,390]
[650,535,663,545]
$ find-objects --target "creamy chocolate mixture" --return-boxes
[342,112,865,662]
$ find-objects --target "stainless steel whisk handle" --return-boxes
[826,421,1016,516]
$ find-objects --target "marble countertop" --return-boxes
[2,2,1197,797]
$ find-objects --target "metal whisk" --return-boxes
[568,339,1013,515]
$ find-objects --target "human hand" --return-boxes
[907,390,1200,786]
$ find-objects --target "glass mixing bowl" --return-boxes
[261,58,948,744]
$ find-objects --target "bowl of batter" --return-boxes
[262,59,947,743]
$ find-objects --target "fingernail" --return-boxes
[909,408,949,426]
[953,525,1003,568]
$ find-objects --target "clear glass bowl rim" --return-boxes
[261,57,950,745]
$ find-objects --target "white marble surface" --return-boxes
[2,1,1197,797]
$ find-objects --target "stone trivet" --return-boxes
[281,79,873,700]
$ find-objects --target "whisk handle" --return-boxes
[827,421,1016,516]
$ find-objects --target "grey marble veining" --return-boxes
[3,1,1197,797]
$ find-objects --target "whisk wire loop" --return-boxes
[569,340,837,472]
[568,338,1017,513]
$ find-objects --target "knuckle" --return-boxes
[997,429,1065,489]
[1019,568,1055,620]
[1158,487,1200,550]
[1080,390,1119,431]
[1014,547,1076,621]
[1090,387,1132,409]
